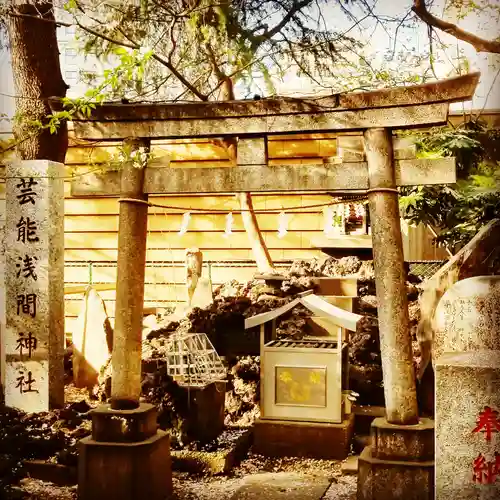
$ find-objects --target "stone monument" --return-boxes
[4,160,65,411]
[433,276,500,362]
[435,276,500,499]
[1,212,5,400]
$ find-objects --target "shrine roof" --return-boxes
[244,291,362,332]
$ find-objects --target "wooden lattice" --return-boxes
[161,332,226,386]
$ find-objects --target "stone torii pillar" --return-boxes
[364,128,419,424]
[78,138,172,500]
[111,138,150,410]
[357,129,434,500]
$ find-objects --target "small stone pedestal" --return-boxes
[357,417,434,500]
[183,381,226,444]
[254,273,287,294]
[253,413,354,460]
[78,403,172,500]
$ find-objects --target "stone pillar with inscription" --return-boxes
[4,160,65,412]
[1,208,5,401]
[434,276,500,500]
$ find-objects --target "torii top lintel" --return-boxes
[66,73,480,141]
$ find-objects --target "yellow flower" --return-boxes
[309,371,321,385]
[279,371,292,384]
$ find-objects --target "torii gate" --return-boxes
[66,73,479,425]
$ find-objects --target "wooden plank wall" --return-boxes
[0,133,449,337]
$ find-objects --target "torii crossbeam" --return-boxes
[65,73,480,428]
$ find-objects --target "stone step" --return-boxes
[341,455,359,475]
[229,472,331,500]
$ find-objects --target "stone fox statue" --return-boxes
[185,247,203,307]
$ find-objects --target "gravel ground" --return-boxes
[12,454,358,500]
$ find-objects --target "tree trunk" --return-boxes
[6,1,68,162]
[239,192,275,274]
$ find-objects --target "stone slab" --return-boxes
[78,430,172,500]
[191,276,213,309]
[341,455,359,475]
[435,351,500,500]
[310,277,358,297]
[22,460,77,486]
[4,160,65,412]
[370,417,434,461]
[253,413,354,460]
[357,446,434,500]
[229,472,331,500]
[433,276,500,363]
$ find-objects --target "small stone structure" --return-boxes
[3,160,65,411]
[78,403,172,500]
[248,288,361,458]
[357,417,434,500]
[435,276,500,499]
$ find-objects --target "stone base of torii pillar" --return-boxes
[357,418,435,500]
[78,403,172,500]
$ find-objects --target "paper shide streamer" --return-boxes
[224,212,234,238]
[277,211,289,238]
[179,212,191,235]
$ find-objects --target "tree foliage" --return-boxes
[400,120,500,251]
[3,0,500,258]
[61,0,443,104]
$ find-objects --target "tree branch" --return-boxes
[75,20,137,49]
[412,0,500,54]
[73,20,208,101]
[248,0,314,51]
[7,11,72,27]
